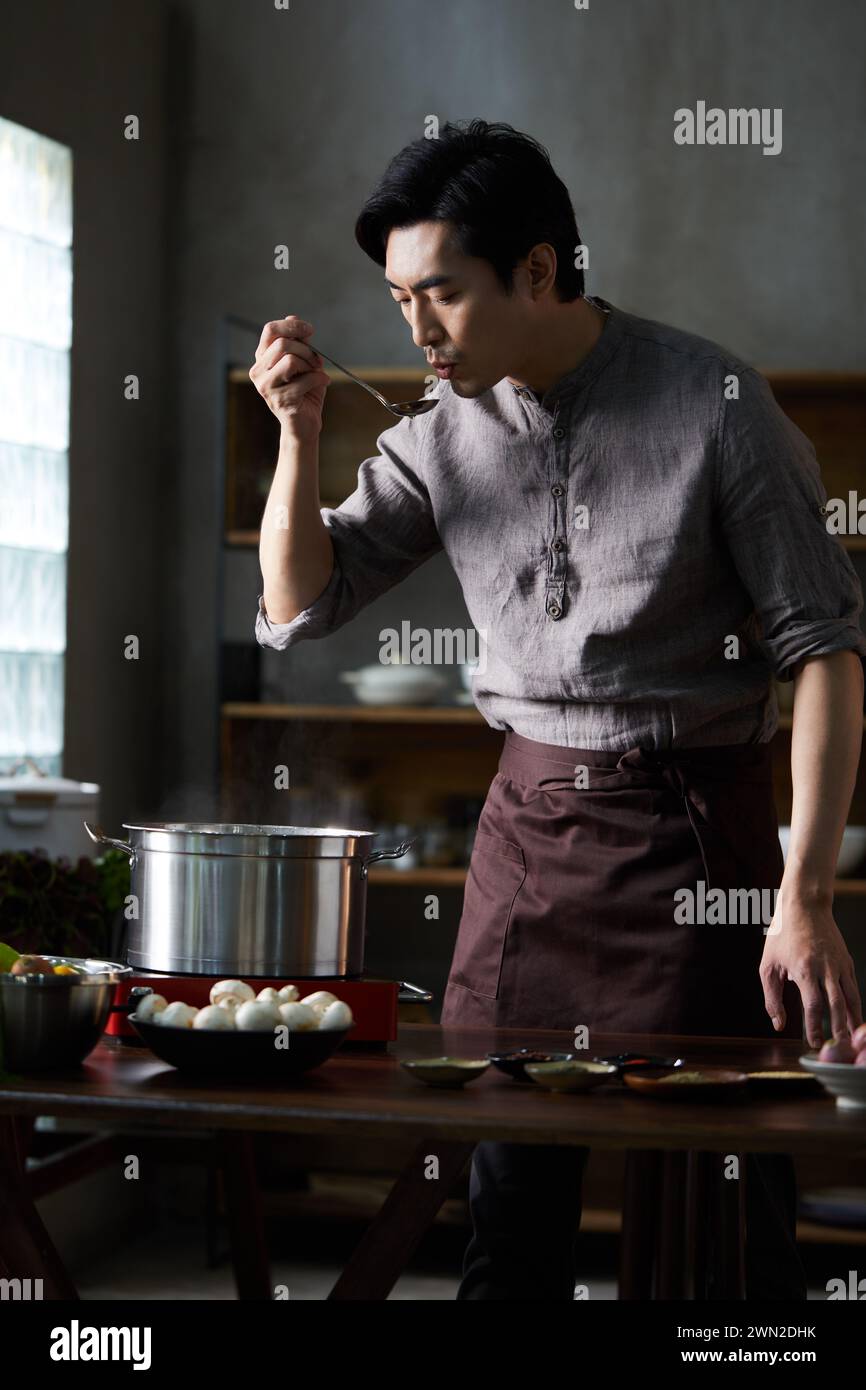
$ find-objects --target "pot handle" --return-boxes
[359,837,416,878]
[84,822,136,861]
[111,986,153,1016]
[397,980,434,1004]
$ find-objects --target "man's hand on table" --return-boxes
[761,890,863,1049]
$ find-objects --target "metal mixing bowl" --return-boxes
[0,956,133,1071]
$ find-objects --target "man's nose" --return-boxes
[409,308,442,351]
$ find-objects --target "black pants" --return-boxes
[456,1142,807,1301]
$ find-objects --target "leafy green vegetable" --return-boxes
[0,848,130,959]
[0,941,20,972]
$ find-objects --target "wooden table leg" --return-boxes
[619,1149,662,1299]
[656,1151,689,1298]
[0,1114,79,1299]
[328,1139,474,1301]
[218,1130,272,1300]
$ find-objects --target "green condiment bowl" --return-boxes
[525,1060,619,1092]
[400,1056,491,1087]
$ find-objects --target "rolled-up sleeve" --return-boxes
[255,411,442,651]
[715,367,866,681]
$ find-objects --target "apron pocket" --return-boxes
[448,830,526,999]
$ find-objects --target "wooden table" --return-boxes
[1,1024,864,1300]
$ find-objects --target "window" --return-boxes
[0,117,72,776]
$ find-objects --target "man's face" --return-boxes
[384,220,529,398]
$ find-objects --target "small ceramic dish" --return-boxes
[799,1054,866,1110]
[624,1068,749,1100]
[400,1056,490,1088]
[745,1070,821,1095]
[524,1060,619,1093]
[487,1049,577,1082]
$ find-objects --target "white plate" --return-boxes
[799,1053,866,1109]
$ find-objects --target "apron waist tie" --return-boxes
[613,747,715,889]
[497,735,776,895]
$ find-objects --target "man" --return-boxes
[251,119,865,1300]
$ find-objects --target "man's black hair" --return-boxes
[355,118,584,302]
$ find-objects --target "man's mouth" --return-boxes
[432,364,457,380]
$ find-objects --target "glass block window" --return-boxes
[0,118,72,777]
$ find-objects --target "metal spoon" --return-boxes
[312,346,441,418]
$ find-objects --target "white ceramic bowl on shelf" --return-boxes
[339,664,446,706]
[779,825,866,877]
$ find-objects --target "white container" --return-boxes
[0,759,100,859]
[779,824,866,877]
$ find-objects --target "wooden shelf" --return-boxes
[221,702,484,724]
[225,364,431,534]
[368,867,468,886]
[220,707,866,891]
[367,867,866,894]
[227,365,430,386]
[833,879,866,895]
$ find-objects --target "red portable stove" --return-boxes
[107,973,432,1046]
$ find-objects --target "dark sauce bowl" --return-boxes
[487,1048,578,1082]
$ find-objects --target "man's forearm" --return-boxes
[259,428,334,624]
[783,650,864,903]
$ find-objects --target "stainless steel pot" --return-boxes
[84,822,414,977]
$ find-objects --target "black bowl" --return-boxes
[487,1049,577,1082]
[130,1014,351,1078]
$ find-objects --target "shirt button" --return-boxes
[547,602,562,619]
[552,538,565,553]
[553,426,565,439]
[551,484,564,498]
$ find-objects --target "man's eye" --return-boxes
[394,295,457,306]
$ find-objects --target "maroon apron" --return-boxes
[440,732,803,1040]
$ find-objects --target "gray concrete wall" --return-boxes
[163,0,866,807]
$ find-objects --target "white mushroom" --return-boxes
[217,996,239,1014]
[134,992,168,1022]
[210,979,255,1007]
[277,1002,319,1032]
[193,1004,236,1030]
[300,990,339,1017]
[256,987,282,1006]
[277,983,299,1004]
[235,1000,281,1031]
[157,1001,199,1028]
[318,1000,354,1031]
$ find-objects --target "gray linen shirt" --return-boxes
[255,296,866,750]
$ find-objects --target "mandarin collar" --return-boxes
[509,296,624,412]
